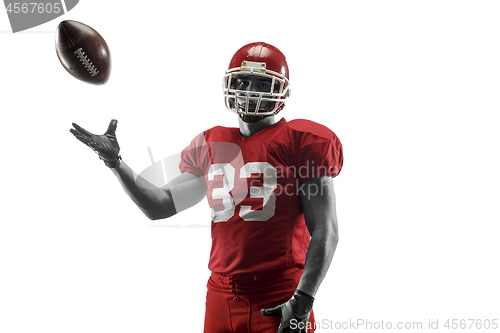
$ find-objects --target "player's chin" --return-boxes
[239,114,266,123]
[237,105,273,123]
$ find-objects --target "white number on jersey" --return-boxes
[207,162,277,222]
[208,163,235,222]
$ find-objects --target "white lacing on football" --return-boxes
[74,48,99,77]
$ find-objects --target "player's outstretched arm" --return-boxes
[110,162,206,220]
[70,120,207,220]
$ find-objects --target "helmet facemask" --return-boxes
[223,61,290,117]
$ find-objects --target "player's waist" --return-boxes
[210,266,301,289]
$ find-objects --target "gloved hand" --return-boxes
[70,119,121,168]
[261,289,314,333]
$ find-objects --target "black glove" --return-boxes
[261,289,314,333]
[70,119,121,168]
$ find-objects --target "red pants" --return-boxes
[204,267,315,333]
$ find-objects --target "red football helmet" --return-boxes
[223,42,290,116]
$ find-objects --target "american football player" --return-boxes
[71,42,343,333]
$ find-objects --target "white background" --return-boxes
[1,1,499,332]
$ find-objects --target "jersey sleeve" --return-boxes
[296,133,343,184]
[179,132,209,179]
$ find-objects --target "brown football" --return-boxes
[55,20,111,85]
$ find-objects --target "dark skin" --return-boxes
[234,74,278,125]
[71,74,339,331]
[296,175,339,297]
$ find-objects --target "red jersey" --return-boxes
[179,118,343,275]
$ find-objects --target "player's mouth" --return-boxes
[237,101,267,114]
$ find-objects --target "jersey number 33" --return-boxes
[207,162,277,223]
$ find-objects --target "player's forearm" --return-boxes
[111,161,176,220]
[297,225,338,297]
